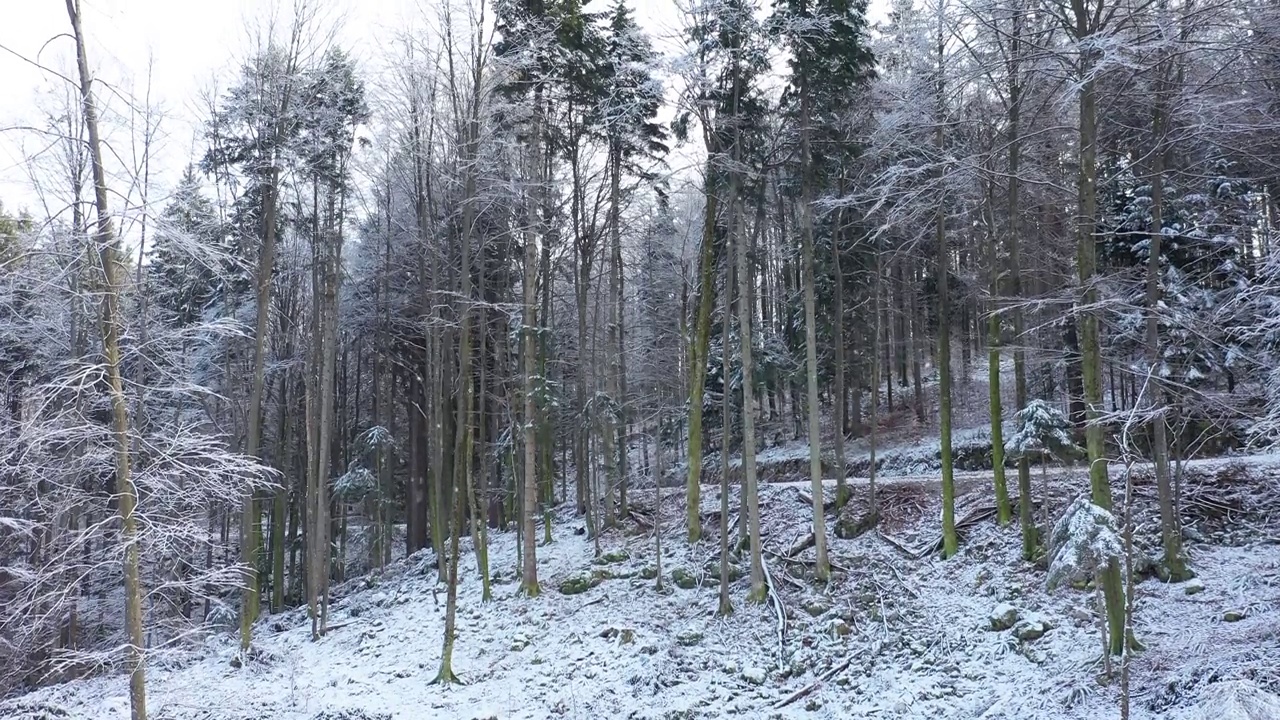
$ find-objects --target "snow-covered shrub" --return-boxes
[1181,680,1280,720]
[1006,399,1081,464]
[334,465,377,501]
[1046,497,1122,592]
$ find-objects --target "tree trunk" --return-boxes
[738,194,765,603]
[870,243,883,514]
[799,86,831,581]
[310,191,342,639]
[572,138,593,525]
[271,374,289,611]
[910,267,926,422]
[718,239,734,617]
[1146,76,1188,581]
[987,196,1010,526]
[433,448,464,685]
[832,208,849,508]
[1064,321,1087,428]
[521,137,541,597]
[538,165,555,544]
[686,165,719,543]
[1074,34,1125,655]
[237,45,293,652]
[935,26,958,558]
[1005,6,1036,557]
[66,2,148,714]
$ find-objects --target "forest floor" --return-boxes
[3,451,1280,720]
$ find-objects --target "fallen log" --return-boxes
[787,532,816,557]
[626,508,653,528]
[877,529,919,558]
[910,504,1002,557]
[797,489,837,513]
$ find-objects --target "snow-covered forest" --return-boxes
[2,0,1279,717]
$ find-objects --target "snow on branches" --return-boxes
[1046,496,1123,593]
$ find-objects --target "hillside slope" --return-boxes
[3,458,1279,720]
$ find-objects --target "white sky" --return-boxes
[0,0,886,219]
[0,0,416,216]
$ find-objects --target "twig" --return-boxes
[869,556,920,599]
[772,657,852,709]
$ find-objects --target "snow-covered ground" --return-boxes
[4,457,1278,720]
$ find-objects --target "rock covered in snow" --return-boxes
[558,572,602,595]
[1184,578,1206,595]
[1069,605,1095,624]
[804,598,832,617]
[671,567,697,589]
[676,630,703,646]
[742,667,767,685]
[1013,619,1048,642]
[989,603,1020,631]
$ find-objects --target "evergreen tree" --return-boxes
[599,0,667,527]
[147,167,234,328]
[675,0,772,547]
[774,0,876,579]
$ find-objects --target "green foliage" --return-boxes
[1046,497,1122,593]
[674,0,772,163]
[146,167,239,327]
[600,0,668,170]
[1006,399,1083,463]
[772,0,877,120]
[334,426,398,502]
[297,48,370,189]
[333,465,377,501]
[0,201,33,264]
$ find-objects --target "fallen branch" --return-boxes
[797,490,837,513]
[772,657,852,709]
[867,556,920,598]
[766,544,850,576]
[571,593,609,615]
[626,508,653,529]
[910,504,1001,557]
[877,529,918,558]
[761,557,787,666]
[787,532,816,557]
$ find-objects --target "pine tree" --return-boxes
[599,0,667,531]
[495,0,558,598]
[204,41,305,651]
[147,167,233,328]
[774,0,876,581]
[676,0,771,547]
